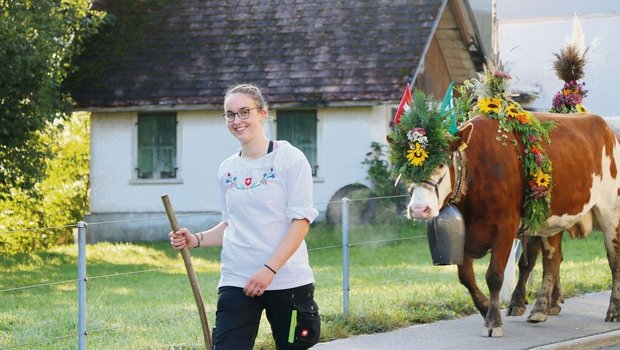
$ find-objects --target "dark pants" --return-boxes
[212,283,319,350]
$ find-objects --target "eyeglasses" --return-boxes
[223,107,260,122]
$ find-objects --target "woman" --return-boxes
[169,83,320,349]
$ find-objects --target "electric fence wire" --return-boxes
[1,194,447,348]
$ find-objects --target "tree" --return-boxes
[0,112,90,254]
[0,0,103,196]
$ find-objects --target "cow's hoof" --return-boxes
[605,312,620,322]
[482,326,504,337]
[548,305,562,316]
[527,312,548,323]
[506,304,526,316]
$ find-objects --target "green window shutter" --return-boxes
[276,110,317,175]
[137,113,177,179]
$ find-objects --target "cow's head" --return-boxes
[407,164,452,220]
[406,123,473,220]
[387,89,472,221]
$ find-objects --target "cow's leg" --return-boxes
[603,221,620,322]
[548,232,565,316]
[507,236,542,316]
[528,233,563,323]
[458,255,489,317]
[549,270,564,316]
[483,240,512,337]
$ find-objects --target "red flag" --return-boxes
[393,83,412,125]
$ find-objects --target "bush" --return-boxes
[0,113,90,254]
[361,141,408,223]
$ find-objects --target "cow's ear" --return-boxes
[450,123,474,152]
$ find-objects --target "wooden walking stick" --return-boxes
[161,194,212,350]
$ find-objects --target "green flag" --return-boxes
[440,81,457,134]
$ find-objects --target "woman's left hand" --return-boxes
[243,266,275,297]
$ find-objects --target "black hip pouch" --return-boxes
[288,298,320,349]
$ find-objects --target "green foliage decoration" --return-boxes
[463,60,555,231]
[387,90,457,184]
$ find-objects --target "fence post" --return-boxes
[77,221,88,350]
[341,198,350,315]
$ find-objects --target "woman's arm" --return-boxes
[169,221,227,249]
[265,218,309,271]
[243,218,309,297]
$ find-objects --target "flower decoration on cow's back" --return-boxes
[388,90,456,184]
[550,80,588,113]
[466,57,556,231]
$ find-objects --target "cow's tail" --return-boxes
[516,224,529,266]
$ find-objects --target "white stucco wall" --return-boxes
[311,105,392,213]
[496,1,620,117]
[87,105,393,241]
[89,111,237,214]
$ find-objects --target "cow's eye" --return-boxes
[408,184,416,194]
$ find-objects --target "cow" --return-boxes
[406,112,620,336]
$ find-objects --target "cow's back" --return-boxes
[457,113,620,248]
[536,113,620,234]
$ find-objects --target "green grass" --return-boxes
[0,221,613,349]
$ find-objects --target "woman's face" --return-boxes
[224,92,266,144]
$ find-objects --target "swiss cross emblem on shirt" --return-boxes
[245,177,252,187]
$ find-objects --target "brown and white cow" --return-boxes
[407,112,620,336]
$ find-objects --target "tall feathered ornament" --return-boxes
[550,15,591,114]
[553,14,588,83]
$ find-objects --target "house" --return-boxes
[494,0,620,117]
[66,0,485,242]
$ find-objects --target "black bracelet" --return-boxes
[192,233,200,248]
[264,264,277,274]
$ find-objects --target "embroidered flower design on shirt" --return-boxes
[225,167,276,190]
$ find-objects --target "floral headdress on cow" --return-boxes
[549,15,591,114]
[387,89,456,184]
[464,57,555,231]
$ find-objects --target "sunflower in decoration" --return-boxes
[387,90,456,184]
[506,102,521,119]
[478,96,501,114]
[406,143,429,166]
[534,169,551,188]
[576,104,588,113]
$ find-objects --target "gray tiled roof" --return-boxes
[66,0,446,109]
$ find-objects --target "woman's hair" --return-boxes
[224,84,269,110]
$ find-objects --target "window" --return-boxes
[276,110,318,176]
[136,113,177,179]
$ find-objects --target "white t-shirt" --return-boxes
[217,140,319,290]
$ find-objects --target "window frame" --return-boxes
[275,109,319,176]
[133,112,180,182]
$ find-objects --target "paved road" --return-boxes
[314,291,620,350]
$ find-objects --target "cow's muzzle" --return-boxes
[409,204,433,220]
